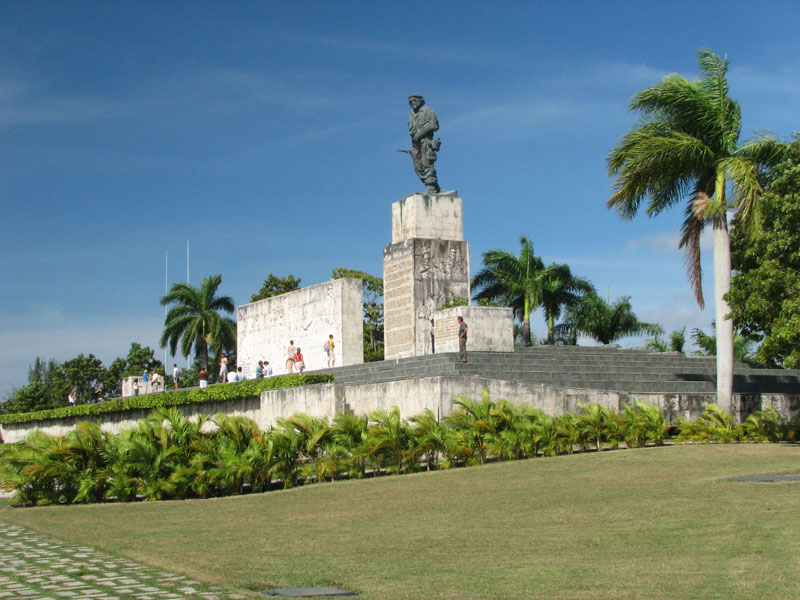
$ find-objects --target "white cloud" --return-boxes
[558,61,668,90]
[730,64,800,97]
[0,67,342,130]
[625,229,712,254]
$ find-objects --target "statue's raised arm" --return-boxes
[407,94,441,194]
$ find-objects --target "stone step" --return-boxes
[311,346,800,395]
[322,360,792,382]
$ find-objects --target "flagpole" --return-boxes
[165,250,168,368]
[186,240,191,370]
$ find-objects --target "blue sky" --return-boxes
[2,1,798,394]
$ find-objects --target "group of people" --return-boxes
[216,354,247,384]
[284,334,335,373]
[66,384,106,405]
[133,369,165,396]
[285,340,305,373]
[255,360,274,378]
[142,369,162,391]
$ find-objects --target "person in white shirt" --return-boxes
[226,369,239,383]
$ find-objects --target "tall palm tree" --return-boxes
[607,48,784,413]
[471,235,545,346]
[562,291,662,345]
[160,274,236,372]
[539,263,594,344]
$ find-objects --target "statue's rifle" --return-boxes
[396,149,413,155]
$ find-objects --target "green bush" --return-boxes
[1,393,796,508]
[0,374,333,425]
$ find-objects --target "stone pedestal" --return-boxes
[384,193,470,359]
[391,191,462,243]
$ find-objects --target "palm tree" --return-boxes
[607,48,785,413]
[160,274,236,372]
[539,263,594,344]
[562,291,662,345]
[365,407,415,474]
[690,322,756,363]
[472,235,545,346]
[646,326,686,354]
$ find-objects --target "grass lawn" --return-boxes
[1,444,798,599]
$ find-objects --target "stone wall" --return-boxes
[383,238,470,358]
[4,375,798,442]
[236,278,363,378]
[433,306,515,353]
[0,395,261,443]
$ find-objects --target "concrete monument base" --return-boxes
[391,192,463,243]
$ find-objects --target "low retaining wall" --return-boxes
[3,377,799,443]
[0,396,261,444]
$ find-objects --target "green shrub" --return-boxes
[676,404,743,443]
[0,374,333,425]
[2,390,797,508]
[622,400,668,447]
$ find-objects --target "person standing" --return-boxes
[286,340,296,373]
[219,353,229,383]
[325,334,336,368]
[457,316,468,363]
[198,368,208,388]
[256,360,264,379]
[430,318,435,354]
[237,366,246,380]
[150,371,160,392]
[133,379,140,396]
[173,364,181,389]
[68,388,78,405]
[295,347,305,372]
[264,361,273,377]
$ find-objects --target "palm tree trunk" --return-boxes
[712,215,734,418]
[200,341,209,372]
[547,313,555,345]
[522,297,531,346]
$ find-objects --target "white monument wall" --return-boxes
[237,278,363,378]
[433,306,515,353]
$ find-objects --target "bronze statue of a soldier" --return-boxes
[407,94,441,194]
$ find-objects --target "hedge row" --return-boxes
[0,374,334,425]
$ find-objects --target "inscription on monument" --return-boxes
[383,236,470,359]
[383,242,415,357]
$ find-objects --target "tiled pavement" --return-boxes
[0,523,247,600]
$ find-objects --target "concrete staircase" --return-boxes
[316,345,800,395]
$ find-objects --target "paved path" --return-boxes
[0,523,246,600]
